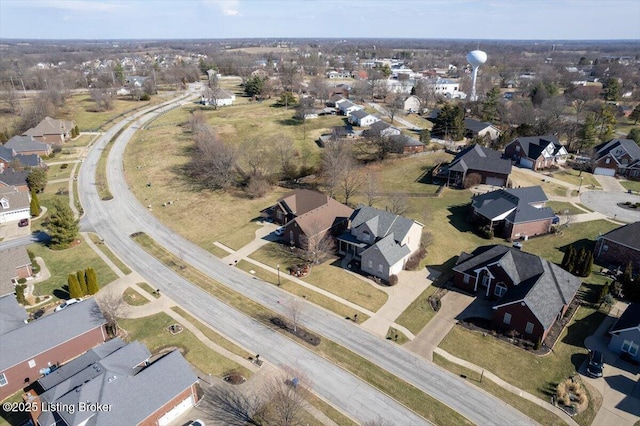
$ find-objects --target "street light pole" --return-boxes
[277,264,281,286]
[578,176,583,193]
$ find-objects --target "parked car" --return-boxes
[587,350,604,378]
[18,218,29,227]
[32,309,45,320]
[274,226,285,236]
[54,298,82,312]
[187,420,205,426]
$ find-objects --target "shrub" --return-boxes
[17,278,27,284]
[463,172,482,188]
[404,247,427,270]
[15,284,26,305]
[388,275,398,286]
[60,163,68,169]
[140,94,151,101]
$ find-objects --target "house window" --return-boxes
[605,158,610,164]
[362,231,370,242]
[463,274,470,284]
[28,359,36,368]
[602,245,608,251]
[378,264,383,273]
[494,283,507,298]
[515,146,520,152]
[503,312,512,325]
[0,199,8,209]
[622,340,639,356]
[368,260,373,269]
[0,373,7,387]
[525,322,534,334]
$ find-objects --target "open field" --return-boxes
[132,232,470,426]
[248,244,388,312]
[439,305,605,426]
[119,312,252,379]
[28,241,118,300]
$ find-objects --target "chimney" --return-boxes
[23,390,41,425]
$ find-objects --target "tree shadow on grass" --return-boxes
[277,118,302,126]
[53,286,70,300]
[561,310,607,348]
[446,204,475,234]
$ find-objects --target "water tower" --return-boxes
[467,50,487,102]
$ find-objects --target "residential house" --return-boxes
[23,117,75,144]
[337,206,424,281]
[348,109,380,127]
[388,134,426,154]
[591,139,640,178]
[453,245,582,343]
[504,135,569,170]
[608,303,640,363]
[0,185,30,225]
[428,78,464,98]
[470,186,556,240]
[0,294,29,336]
[201,88,236,106]
[403,95,421,113]
[0,298,107,400]
[464,118,501,141]
[4,135,52,157]
[446,144,512,187]
[270,189,353,249]
[594,221,640,270]
[0,145,44,172]
[337,100,363,117]
[363,121,401,139]
[0,169,30,192]
[28,338,200,426]
[0,246,33,297]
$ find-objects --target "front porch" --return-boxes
[337,232,368,260]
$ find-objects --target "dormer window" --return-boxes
[0,198,9,209]
[362,231,370,242]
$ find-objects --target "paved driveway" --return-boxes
[580,191,640,223]
[594,174,627,193]
[583,308,640,426]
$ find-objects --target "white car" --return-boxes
[274,226,285,236]
[54,298,82,312]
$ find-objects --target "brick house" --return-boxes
[28,338,200,426]
[23,117,75,144]
[504,135,568,170]
[470,186,556,240]
[446,144,512,187]
[452,245,582,343]
[270,189,353,250]
[0,246,33,297]
[388,134,426,154]
[0,145,44,173]
[337,206,424,281]
[608,303,640,363]
[4,135,52,157]
[591,139,640,178]
[0,298,107,400]
[594,221,640,270]
[363,121,401,139]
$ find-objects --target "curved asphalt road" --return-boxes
[78,85,536,426]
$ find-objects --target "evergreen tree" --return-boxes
[576,247,587,275]
[432,103,465,141]
[629,104,640,125]
[621,261,638,302]
[29,189,41,217]
[46,199,79,248]
[68,273,83,299]
[77,270,88,296]
[597,105,617,142]
[419,128,431,144]
[628,128,640,145]
[86,268,99,295]
[15,284,26,305]
[604,78,621,101]
[26,168,48,193]
[74,125,80,137]
[561,246,572,269]
[482,86,501,121]
[244,75,265,98]
[565,245,576,274]
[578,113,597,153]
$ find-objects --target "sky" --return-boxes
[1,0,639,40]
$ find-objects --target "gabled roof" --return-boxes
[0,145,42,168]
[0,294,28,335]
[38,343,197,426]
[610,303,640,334]
[598,221,640,252]
[368,120,392,132]
[350,206,420,244]
[0,186,30,217]
[471,186,554,223]
[449,144,512,175]
[0,246,31,297]
[210,88,235,99]
[292,197,353,238]
[0,298,106,371]
[508,135,564,159]
[276,189,329,217]
[350,109,371,119]
[23,116,74,137]
[0,169,30,187]
[389,134,424,148]
[454,245,582,330]
[593,139,640,161]
[464,118,498,133]
[0,145,16,161]
[5,135,51,153]
[361,233,411,266]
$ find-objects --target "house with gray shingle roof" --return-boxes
[0,246,33,297]
[0,145,43,172]
[594,221,640,270]
[453,245,582,343]
[0,298,107,400]
[338,206,424,281]
[0,294,28,336]
[29,339,200,426]
[464,118,501,141]
[0,169,30,191]
[364,120,401,139]
[446,144,512,187]
[337,99,363,117]
[470,186,556,240]
[4,135,52,157]
[591,139,640,178]
[504,135,568,171]
[23,116,75,144]
[608,303,640,362]
[348,109,380,127]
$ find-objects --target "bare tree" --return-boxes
[384,92,404,123]
[300,221,336,264]
[307,76,330,104]
[285,297,304,333]
[261,370,309,426]
[95,291,130,337]
[241,138,273,178]
[189,110,208,134]
[190,126,238,190]
[364,170,380,207]
[201,385,263,426]
[294,97,316,140]
[90,88,114,112]
[0,82,21,115]
[340,160,363,206]
[388,193,408,215]
[321,139,349,198]
[270,134,297,180]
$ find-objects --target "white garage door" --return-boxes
[158,395,194,426]
[594,167,615,176]
[485,176,505,187]
[519,158,534,169]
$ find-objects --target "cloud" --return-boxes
[18,0,128,13]
[202,0,241,16]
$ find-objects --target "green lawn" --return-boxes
[137,282,160,298]
[547,201,586,216]
[122,287,150,306]
[61,93,159,131]
[119,312,252,379]
[248,245,388,312]
[46,162,74,180]
[550,169,600,189]
[438,306,605,425]
[621,180,640,193]
[28,241,119,301]
[395,285,439,335]
[385,326,409,345]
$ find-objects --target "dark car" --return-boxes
[18,218,29,227]
[587,350,604,378]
